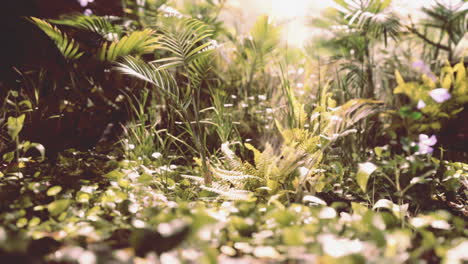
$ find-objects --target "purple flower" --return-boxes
[412,60,436,81]
[415,134,437,155]
[78,0,94,7]
[429,88,451,103]
[417,100,426,109]
[84,9,93,16]
[412,60,427,70]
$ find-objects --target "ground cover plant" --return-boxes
[0,0,467,263]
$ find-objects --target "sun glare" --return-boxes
[225,0,438,47]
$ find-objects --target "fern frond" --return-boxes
[181,174,205,183]
[200,183,251,201]
[29,17,83,60]
[182,174,252,200]
[211,167,263,187]
[220,142,243,168]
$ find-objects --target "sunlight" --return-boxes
[225,0,444,47]
[270,0,335,47]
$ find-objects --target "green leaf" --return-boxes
[409,111,422,120]
[2,151,14,163]
[356,162,377,192]
[137,173,153,184]
[29,17,83,60]
[30,143,46,161]
[283,226,305,245]
[28,217,41,227]
[104,170,125,180]
[7,114,25,140]
[47,199,72,216]
[16,218,28,228]
[351,202,368,215]
[374,147,383,157]
[76,192,91,203]
[47,186,62,196]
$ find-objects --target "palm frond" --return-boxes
[49,14,121,38]
[116,56,177,97]
[335,0,401,45]
[323,99,383,137]
[421,2,467,44]
[188,55,214,87]
[98,29,160,62]
[248,15,281,55]
[29,17,83,60]
[153,18,215,69]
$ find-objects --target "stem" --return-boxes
[185,65,211,185]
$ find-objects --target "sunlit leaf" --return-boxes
[47,199,72,216]
[47,186,62,196]
[356,162,377,192]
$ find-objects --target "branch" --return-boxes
[406,25,450,51]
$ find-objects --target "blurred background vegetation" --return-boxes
[0,0,467,263]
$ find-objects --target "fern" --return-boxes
[181,170,259,201]
[29,17,83,60]
[195,92,382,197]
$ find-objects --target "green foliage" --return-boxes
[98,29,159,61]
[7,114,25,141]
[30,16,160,62]
[335,0,401,45]
[154,17,215,69]
[29,17,83,60]
[1,1,467,263]
[394,60,468,132]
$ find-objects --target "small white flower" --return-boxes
[429,88,451,103]
[446,241,468,263]
[318,234,364,258]
[158,4,183,18]
[319,207,337,219]
[417,100,426,109]
[104,33,118,42]
[253,246,281,258]
[298,167,310,178]
[258,94,267,101]
[151,152,162,159]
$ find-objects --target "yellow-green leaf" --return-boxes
[47,199,72,216]
[47,186,62,196]
[356,162,377,192]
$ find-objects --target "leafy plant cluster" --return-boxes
[0,0,467,263]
